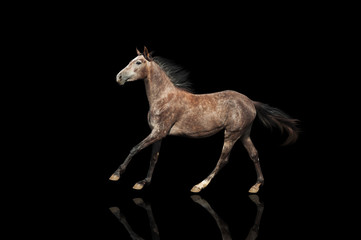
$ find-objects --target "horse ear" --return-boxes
[143,46,153,61]
[136,48,141,56]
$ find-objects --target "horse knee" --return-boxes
[250,151,259,163]
[220,158,229,167]
[130,146,138,156]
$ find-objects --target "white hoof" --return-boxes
[248,183,261,193]
[191,186,202,193]
[109,174,120,181]
[133,182,144,190]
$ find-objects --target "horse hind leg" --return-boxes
[241,135,264,193]
[191,130,240,193]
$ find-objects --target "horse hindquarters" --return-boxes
[223,94,264,193]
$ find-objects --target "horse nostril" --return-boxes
[116,74,122,82]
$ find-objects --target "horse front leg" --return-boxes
[133,140,162,190]
[109,129,166,181]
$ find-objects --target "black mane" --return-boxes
[153,56,193,93]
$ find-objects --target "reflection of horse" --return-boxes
[245,195,264,240]
[110,198,158,240]
[109,195,264,240]
[109,46,299,193]
[192,195,264,240]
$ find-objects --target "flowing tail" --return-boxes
[253,101,300,146]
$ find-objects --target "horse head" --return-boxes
[116,46,153,85]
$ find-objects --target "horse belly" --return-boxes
[169,114,224,138]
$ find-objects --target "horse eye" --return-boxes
[136,61,142,65]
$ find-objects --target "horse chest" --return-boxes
[147,108,175,130]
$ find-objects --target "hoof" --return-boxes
[248,194,264,207]
[109,174,120,181]
[191,186,202,193]
[109,207,120,215]
[248,194,261,204]
[248,183,261,193]
[133,198,145,206]
[190,194,202,202]
[133,182,145,190]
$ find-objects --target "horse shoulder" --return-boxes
[147,91,181,129]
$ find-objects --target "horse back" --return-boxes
[168,90,256,137]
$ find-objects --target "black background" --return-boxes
[16,3,348,239]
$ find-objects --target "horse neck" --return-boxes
[144,62,176,106]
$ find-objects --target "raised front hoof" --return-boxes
[248,183,262,193]
[132,180,148,190]
[109,174,120,181]
[190,186,202,193]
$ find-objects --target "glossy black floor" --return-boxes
[74,130,319,239]
[46,10,332,239]
[68,46,321,239]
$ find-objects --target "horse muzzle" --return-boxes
[116,74,128,85]
[117,78,127,85]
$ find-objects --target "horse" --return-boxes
[109,46,299,193]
